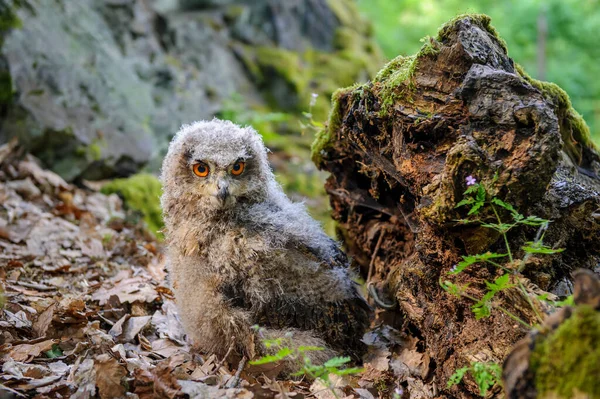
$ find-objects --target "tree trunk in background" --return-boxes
[313,15,600,397]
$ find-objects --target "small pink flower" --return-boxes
[466,175,477,186]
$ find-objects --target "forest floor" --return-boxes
[0,143,423,399]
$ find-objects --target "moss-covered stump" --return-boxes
[313,14,600,398]
[503,269,600,399]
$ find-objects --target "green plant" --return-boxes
[441,174,568,396]
[441,174,565,327]
[249,327,363,398]
[217,93,289,146]
[300,93,325,135]
[447,361,502,396]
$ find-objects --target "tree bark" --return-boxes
[313,15,600,398]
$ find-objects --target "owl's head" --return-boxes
[160,119,274,213]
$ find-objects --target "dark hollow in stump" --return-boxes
[312,14,600,398]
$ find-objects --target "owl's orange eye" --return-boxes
[231,161,245,176]
[192,162,209,177]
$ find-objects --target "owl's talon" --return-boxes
[368,282,397,309]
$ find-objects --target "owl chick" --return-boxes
[160,119,370,369]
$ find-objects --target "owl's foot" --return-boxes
[367,281,397,310]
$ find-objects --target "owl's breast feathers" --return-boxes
[218,227,371,359]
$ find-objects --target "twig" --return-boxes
[226,356,247,388]
[96,313,115,326]
[367,229,385,283]
[214,336,235,372]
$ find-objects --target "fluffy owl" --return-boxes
[160,119,370,368]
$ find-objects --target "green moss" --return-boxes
[326,0,368,34]
[0,1,22,35]
[0,1,23,105]
[255,46,306,96]
[0,71,13,104]
[515,63,598,162]
[436,13,508,54]
[530,305,600,398]
[101,173,164,237]
[311,87,354,166]
[76,140,104,162]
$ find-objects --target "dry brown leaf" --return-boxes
[151,339,183,358]
[390,348,430,380]
[33,302,57,338]
[147,253,167,281]
[363,345,391,372]
[113,316,152,343]
[70,358,96,399]
[92,277,159,305]
[94,354,127,399]
[109,315,130,338]
[2,360,70,390]
[134,362,183,399]
[152,301,187,345]
[4,339,58,362]
[310,375,348,399]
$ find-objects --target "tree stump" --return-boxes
[312,14,600,397]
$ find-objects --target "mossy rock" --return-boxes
[101,173,163,237]
[530,305,600,398]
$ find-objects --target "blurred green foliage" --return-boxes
[101,173,164,238]
[357,0,600,143]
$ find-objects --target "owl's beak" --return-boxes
[216,179,229,202]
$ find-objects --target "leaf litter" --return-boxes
[0,142,426,398]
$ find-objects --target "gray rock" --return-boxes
[0,0,364,180]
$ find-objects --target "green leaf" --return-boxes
[447,367,469,388]
[249,347,293,365]
[486,273,512,292]
[464,183,480,195]
[297,346,324,353]
[481,222,514,233]
[491,197,517,214]
[467,201,484,215]
[455,198,475,208]
[554,295,575,307]
[331,367,364,376]
[518,216,550,226]
[323,356,351,368]
[263,337,283,348]
[45,344,63,359]
[522,242,565,255]
[471,362,502,396]
[440,280,466,297]
[472,302,492,319]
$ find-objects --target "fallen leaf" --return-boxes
[310,374,347,399]
[69,358,96,399]
[111,316,152,343]
[33,302,57,338]
[152,301,187,345]
[151,339,183,358]
[94,354,127,399]
[390,348,430,380]
[4,339,58,362]
[92,277,159,305]
[4,309,32,328]
[147,254,167,281]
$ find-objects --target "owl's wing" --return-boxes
[289,236,349,270]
